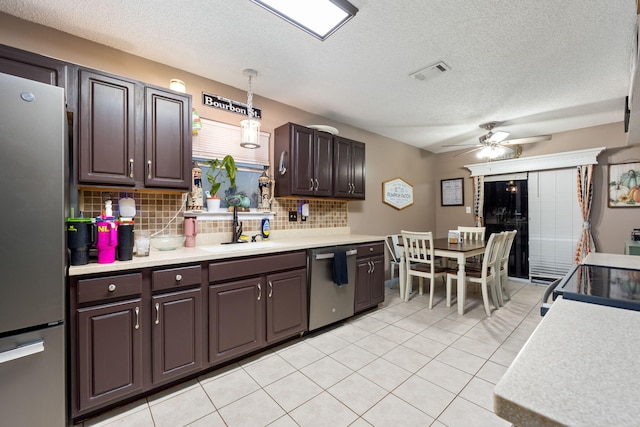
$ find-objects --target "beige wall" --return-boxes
[1,12,636,253]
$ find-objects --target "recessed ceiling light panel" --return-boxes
[251,0,358,40]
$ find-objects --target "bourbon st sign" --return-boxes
[202,92,262,119]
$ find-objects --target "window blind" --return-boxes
[528,169,582,280]
[192,118,270,166]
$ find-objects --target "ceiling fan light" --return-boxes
[478,146,491,159]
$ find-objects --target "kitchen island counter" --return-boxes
[494,253,640,426]
[68,230,384,276]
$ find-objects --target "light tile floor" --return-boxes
[78,280,546,427]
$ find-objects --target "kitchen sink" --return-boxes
[200,240,285,253]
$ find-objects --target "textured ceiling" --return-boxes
[1,0,637,153]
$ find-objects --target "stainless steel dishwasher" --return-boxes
[308,245,358,331]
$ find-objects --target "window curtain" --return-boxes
[473,175,484,226]
[575,164,595,263]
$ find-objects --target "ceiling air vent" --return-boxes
[409,61,450,82]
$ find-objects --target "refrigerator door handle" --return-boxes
[0,341,44,364]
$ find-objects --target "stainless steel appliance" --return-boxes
[0,72,66,426]
[308,245,357,331]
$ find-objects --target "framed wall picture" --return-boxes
[382,177,414,210]
[441,178,464,206]
[608,162,640,207]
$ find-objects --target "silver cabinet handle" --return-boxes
[314,178,319,191]
[147,160,152,179]
[268,281,273,298]
[371,261,375,273]
[368,261,373,274]
[0,341,44,365]
[257,283,262,301]
[134,306,140,330]
[108,284,116,292]
[155,303,160,325]
[129,158,134,178]
[309,178,314,191]
[175,274,182,282]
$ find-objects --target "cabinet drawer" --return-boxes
[77,273,142,304]
[152,265,201,291]
[357,242,384,257]
[209,251,306,282]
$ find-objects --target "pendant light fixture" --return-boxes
[240,69,261,149]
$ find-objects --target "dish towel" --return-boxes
[332,251,348,286]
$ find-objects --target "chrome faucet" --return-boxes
[230,206,244,243]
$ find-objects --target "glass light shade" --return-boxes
[192,108,202,135]
[240,118,261,148]
[169,79,186,93]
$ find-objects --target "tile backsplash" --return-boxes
[80,191,349,236]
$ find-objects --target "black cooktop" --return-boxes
[554,264,640,311]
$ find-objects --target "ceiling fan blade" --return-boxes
[488,130,510,143]
[453,146,484,157]
[442,142,479,148]
[502,135,551,145]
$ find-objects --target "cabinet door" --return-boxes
[350,140,366,199]
[333,137,352,198]
[76,299,142,413]
[78,69,136,185]
[354,258,372,313]
[370,255,385,306]
[209,278,264,364]
[334,137,366,199]
[266,268,307,343]
[291,124,315,196]
[151,288,202,384]
[314,131,334,196]
[144,87,191,189]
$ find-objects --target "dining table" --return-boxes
[399,237,486,315]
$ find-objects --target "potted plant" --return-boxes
[205,155,237,211]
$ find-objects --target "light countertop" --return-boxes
[494,253,640,426]
[68,230,384,276]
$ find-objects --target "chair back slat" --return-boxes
[500,230,517,268]
[458,226,486,242]
[400,230,436,267]
[481,232,505,277]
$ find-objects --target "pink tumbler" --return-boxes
[184,217,198,247]
[96,221,118,264]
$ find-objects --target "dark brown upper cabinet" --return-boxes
[274,123,333,197]
[78,69,136,186]
[77,68,191,190]
[0,44,67,87]
[274,122,366,200]
[144,87,191,189]
[333,136,365,199]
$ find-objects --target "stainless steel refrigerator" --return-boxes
[0,72,66,426]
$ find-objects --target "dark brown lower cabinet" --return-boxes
[355,243,386,313]
[209,268,307,364]
[151,288,202,384]
[266,269,308,343]
[208,277,265,364]
[76,299,143,413]
[71,254,310,422]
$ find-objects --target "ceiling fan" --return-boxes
[445,122,552,159]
